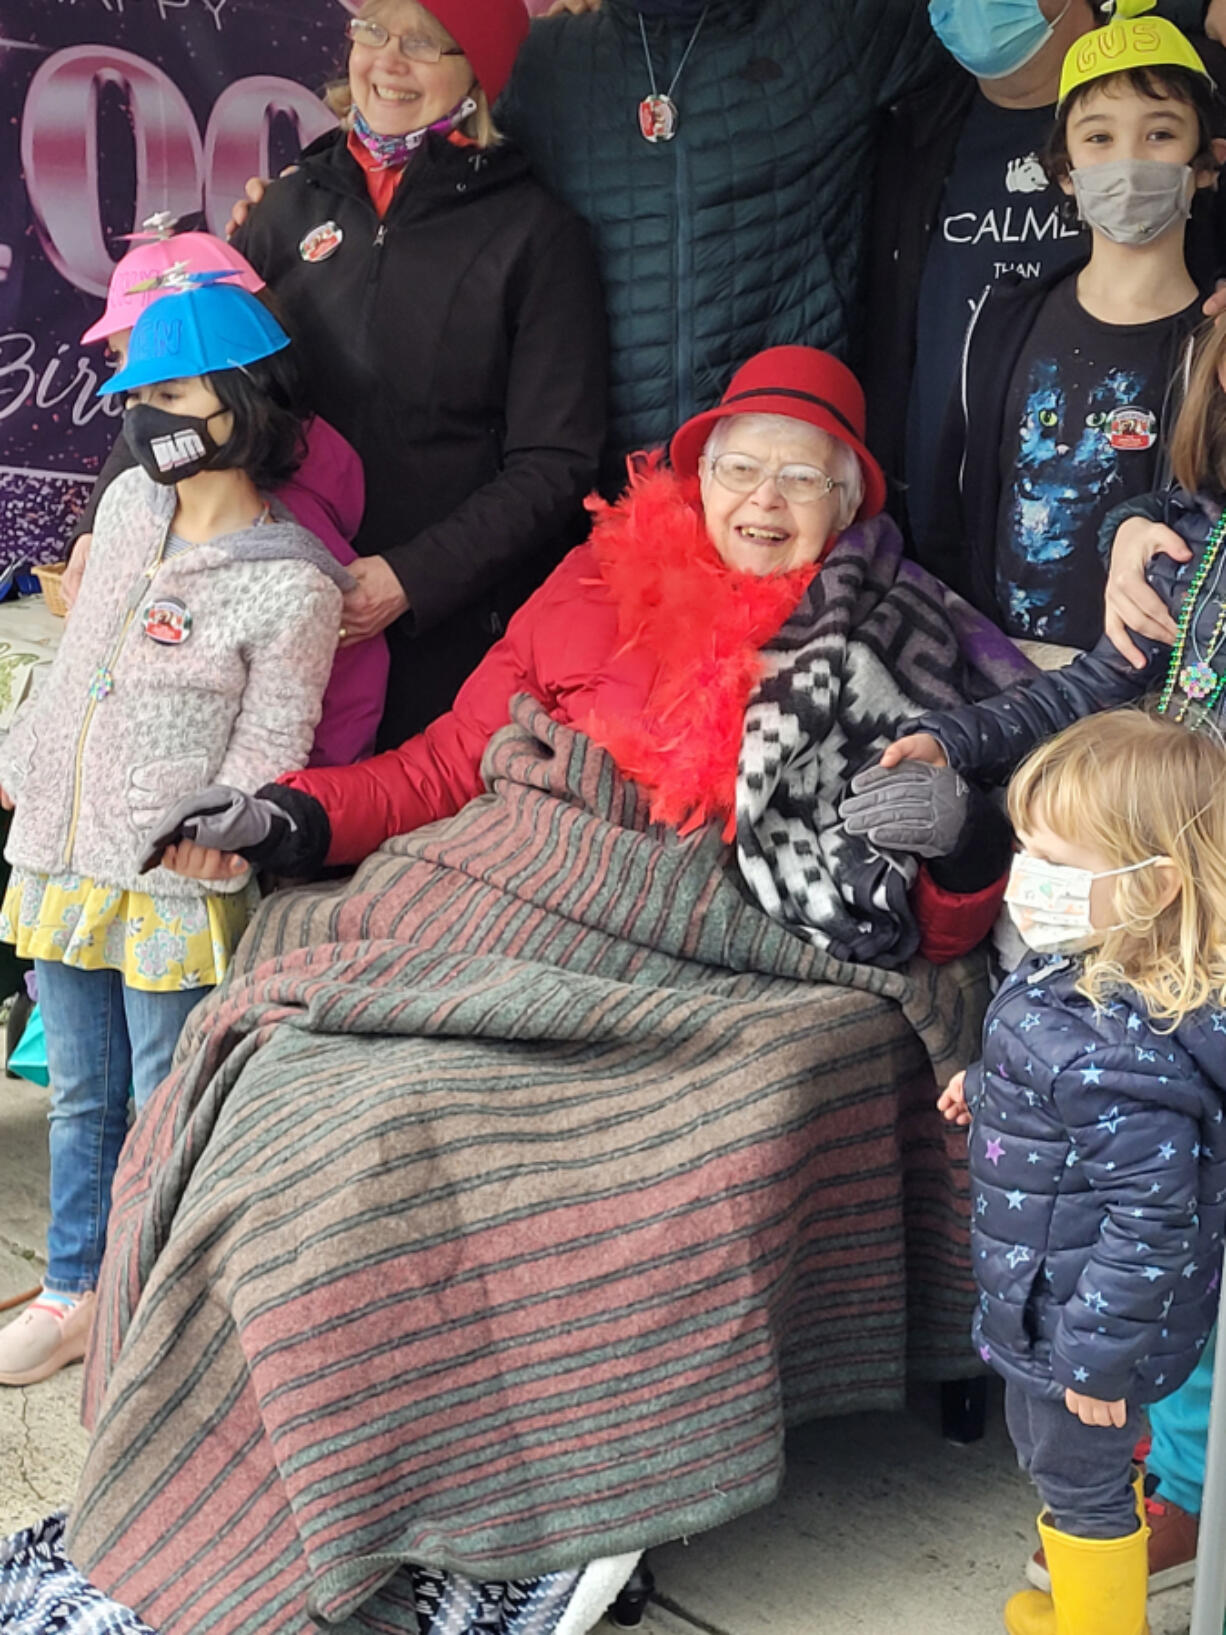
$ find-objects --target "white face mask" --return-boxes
[1005,850,1165,956]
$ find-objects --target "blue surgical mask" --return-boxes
[928,0,1070,81]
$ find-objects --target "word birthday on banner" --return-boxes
[0,333,123,429]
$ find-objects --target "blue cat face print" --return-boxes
[996,322,1165,651]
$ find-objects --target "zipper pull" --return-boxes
[374,224,387,249]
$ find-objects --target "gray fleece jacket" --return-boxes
[0,468,349,899]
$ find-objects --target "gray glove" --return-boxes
[139,785,291,873]
[840,762,971,858]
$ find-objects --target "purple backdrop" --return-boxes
[0,0,544,565]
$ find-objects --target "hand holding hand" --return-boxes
[62,533,92,614]
[1064,1389,1128,1429]
[841,761,969,857]
[937,1069,970,1126]
[340,556,409,643]
[1104,515,1188,669]
[159,841,249,882]
[877,732,948,770]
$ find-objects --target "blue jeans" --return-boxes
[37,960,204,1294]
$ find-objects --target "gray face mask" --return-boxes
[1070,158,1196,246]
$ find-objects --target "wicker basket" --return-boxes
[33,563,69,618]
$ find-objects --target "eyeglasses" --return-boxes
[345,17,465,63]
[709,452,840,505]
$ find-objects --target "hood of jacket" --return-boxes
[279,415,366,561]
[139,477,353,592]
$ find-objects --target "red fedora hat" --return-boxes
[670,345,887,522]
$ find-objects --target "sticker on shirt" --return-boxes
[299,221,343,264]
[143,598,192,646]
[1107,405,1158,452]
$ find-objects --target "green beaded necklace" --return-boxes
[1157,508,1226,727]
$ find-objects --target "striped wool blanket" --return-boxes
[67,699,989,1635]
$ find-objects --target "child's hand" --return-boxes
[877,733,948,770]
[1104,516,1187,668]
[0,784,12,812]
[159,841,249,882]
[1064,1389,1128,1429]
[937,1069,970,1126]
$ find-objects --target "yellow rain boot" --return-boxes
[1003,1510,1149,1635]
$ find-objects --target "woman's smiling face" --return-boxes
[347,0,474,136]
[699,417,849,576]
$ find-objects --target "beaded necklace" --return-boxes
[1157,508,1226,725]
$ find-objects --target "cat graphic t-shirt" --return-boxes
[906,94,1087,550]
[994,276,1196,650]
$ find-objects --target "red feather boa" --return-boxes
[582,455,817,840]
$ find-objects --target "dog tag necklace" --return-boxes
[637,7,710,143]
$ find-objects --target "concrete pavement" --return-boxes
[0,1068,1197,1634]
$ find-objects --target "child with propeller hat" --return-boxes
[0,277,347,1386]
[69,217,387,765]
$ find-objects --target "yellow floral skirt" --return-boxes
[0,868,259,993]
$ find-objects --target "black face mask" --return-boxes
[122,403,228,485]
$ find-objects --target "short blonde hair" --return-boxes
[1007,709,1226,1027]
[324,0,502,148]
[702,413,864,531]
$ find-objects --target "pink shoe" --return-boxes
[0,1290,95,1386]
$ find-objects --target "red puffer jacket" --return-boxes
[283,536,1004,966]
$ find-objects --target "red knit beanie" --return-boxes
[423,0,530,103]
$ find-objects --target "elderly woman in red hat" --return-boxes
[161,345,1031,968]
[230,0,608,748]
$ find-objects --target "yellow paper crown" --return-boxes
[1058,0,1211,109]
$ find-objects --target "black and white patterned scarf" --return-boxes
[735,514,1033,969]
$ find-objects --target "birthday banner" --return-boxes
[0,0,545,565]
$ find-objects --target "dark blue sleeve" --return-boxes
[1096,488,1166,566]
[910,630,1168,786]
[1050,1056,1202,1403]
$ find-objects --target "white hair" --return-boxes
[701,412,863,530]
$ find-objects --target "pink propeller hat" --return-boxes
[81,215,266,347]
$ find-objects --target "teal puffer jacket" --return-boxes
[501,0,942,482]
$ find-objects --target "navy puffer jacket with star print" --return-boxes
[967,952,1226,1406]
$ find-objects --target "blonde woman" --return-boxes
[231,0,607,746]
[937,711,1226,1635]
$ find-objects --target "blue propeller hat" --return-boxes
[99,275,290,397]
